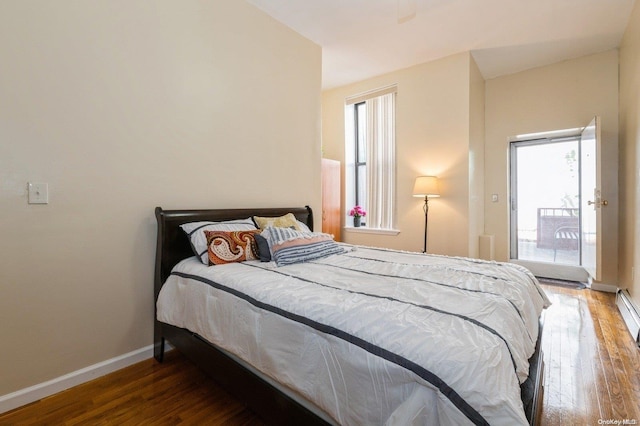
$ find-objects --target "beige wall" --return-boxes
[485,50,620,285]
[619,0,640,307]
[0,0,321,396]
[322,52,482,256]
[468,57,486,258]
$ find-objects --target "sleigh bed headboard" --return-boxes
[153,206,313,297]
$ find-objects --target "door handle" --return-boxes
[587,199,609,207]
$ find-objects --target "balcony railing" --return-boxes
[536,207,579,250]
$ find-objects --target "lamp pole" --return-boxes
[423,195,429,253]
[412,175,440,254]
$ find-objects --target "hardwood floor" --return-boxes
[540,284,640,425]
[0,350,265,426]
[1,284,639,425]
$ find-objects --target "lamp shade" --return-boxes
[412,176,440,197]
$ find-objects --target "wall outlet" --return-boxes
[28,182,48,204]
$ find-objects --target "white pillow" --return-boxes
[181,219,257,264]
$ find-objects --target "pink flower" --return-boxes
[349,205,367,217]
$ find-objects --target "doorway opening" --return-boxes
[510,137,581,266]
[509,118,601,283]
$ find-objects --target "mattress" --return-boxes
[157,245,550,425]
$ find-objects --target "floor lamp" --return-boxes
[413,176,440,253]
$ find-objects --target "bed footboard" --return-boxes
[158,322,330,425]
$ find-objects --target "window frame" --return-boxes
[344,85,398,232]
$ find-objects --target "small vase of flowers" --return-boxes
[349,205,366,227]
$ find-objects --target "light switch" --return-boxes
[28,182,49,204]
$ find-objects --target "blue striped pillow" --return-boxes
[261,227,344,266]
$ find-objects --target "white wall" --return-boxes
[484,50,619,286]
[322,53,482,257]
[619,0,640,307]
[0,0,321,396]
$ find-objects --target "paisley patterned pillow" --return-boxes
[181,218,257,264]
[204,230,260,265]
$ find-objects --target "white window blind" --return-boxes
[345,85,396,230]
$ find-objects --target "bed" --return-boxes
[154,206,549,425]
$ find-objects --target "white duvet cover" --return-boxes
[157,246,550,426]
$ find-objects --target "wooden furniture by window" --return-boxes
[321,158,341,241]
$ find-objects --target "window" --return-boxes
[345,85,396,230]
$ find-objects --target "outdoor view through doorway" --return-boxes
[511,138,581,266]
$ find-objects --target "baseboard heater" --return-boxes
[616,289,640,348]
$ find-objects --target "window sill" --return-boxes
[343,227,400,236]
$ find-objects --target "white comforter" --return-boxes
[157,246,550,426]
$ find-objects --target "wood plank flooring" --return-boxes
[540,284,640,425]
[0,350,264,426]
[1,284,639,425]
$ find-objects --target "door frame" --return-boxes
[580,117,601,281]
[508,130,589,282]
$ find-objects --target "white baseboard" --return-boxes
[591,282,618,293]
[616,289,640,346]
[0,345,154,415]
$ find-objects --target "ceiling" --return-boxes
[247,0,636,90]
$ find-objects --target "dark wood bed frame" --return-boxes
[153,206,544,426]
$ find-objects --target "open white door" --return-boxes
[580,117,603,281]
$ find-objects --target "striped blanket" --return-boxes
[157,245,550,425]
